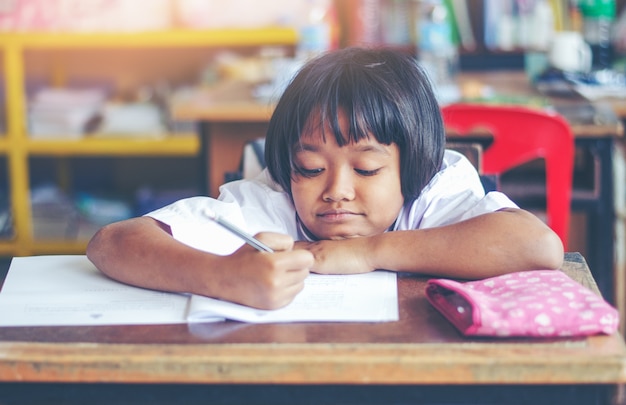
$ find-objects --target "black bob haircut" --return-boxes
[265,47,445,202]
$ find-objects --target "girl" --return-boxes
[87,47,563,310]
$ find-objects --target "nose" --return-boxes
[322,168,355,202]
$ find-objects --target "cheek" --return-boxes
[370,188,403,219]
[290,181,313,211]
[371,174,404,220]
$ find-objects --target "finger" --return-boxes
[254,232,294,252]
[293,240,314,250]
[273,249,315,273]
[280,281,307,303]
[249,264,308,309]
[261,251,311,289]
[263,275,307,309]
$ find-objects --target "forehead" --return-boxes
[295,132,396,157]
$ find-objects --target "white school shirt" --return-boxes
[145,150,517,255]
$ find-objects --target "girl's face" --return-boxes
[291,113,404,240]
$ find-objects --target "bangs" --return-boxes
[299,62,401,148]
[300,105,374,147]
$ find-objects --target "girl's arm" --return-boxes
[297,208,564,279]
[86,216,314,309]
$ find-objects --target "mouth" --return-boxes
[316,209,361,223]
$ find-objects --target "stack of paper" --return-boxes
[0,255,399,326]
[28,88,107,138]
[97,102,167,136]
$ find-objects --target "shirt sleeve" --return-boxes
[395,150,519,230]
[145,196,249,255]
[144,170,298,253]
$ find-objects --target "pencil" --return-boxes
[203,208,274,253]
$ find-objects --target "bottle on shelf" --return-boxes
[296,0,338,61]
[579,0,616,70]
[415,0,460,104]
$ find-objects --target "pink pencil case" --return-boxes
[425,270,619,337]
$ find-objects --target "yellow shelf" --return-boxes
[0,28,298,48]
[0,28,297,257]
[30,240,90,255]
[0,137,10,153]
[25,133,200,156]
[0,240,89,256]
[0,241,18,256]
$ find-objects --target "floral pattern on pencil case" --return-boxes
[425,270,619,337]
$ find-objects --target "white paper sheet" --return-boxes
[187,271,399,323]
[0,255,189,326]
[0,255,399,326]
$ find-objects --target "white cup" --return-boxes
[548,31,592,73]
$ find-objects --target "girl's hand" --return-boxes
[294,238,375,275]
[210,232,314,310]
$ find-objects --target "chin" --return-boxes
[310,225,377,240]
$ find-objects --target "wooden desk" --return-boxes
[0,253,625,404]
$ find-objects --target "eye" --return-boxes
[355,168,381,176]
[295,166,324,177]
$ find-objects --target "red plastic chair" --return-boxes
[441,104,574,249]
